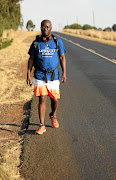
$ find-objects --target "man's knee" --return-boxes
[39,95,47,104]
[51,98,58,104]
[54,99,58,104]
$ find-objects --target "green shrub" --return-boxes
[83,24,93,30]
[70,24,82,29]
[0,27,4,37]
[0,39,13,50]
[103,27,112,32]
[112,24,116,31]
[64,24,82,29]
[64,25,70,29]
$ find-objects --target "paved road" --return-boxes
[21,32,116,180]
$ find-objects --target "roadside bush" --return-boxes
[64,25,70,29]
[83,24,93,30]
[0,26,4,37]
[103,27,112,32]
[64,24,82,29]
[112,24,116,31]
[70,24,82,29]
[0,39,13,50]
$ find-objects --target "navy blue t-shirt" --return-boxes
[28,36,66,81]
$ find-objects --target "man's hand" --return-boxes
[27,70,32,86]
[26,79,32,86]
[26,56,34,86]
[59,53,66,84]
[61,73,66,84]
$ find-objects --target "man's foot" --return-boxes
[49,113,59,128]
[35,124,46,135]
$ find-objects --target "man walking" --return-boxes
[27,19,66,134]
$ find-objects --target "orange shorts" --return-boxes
[32,78,60,99]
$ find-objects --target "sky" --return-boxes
[20,0,116,31]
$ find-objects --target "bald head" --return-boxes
[41,19,52,37]
[41,20,52,27]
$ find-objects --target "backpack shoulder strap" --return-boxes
[34,35,41,49]
[52,34,59,53]
[36,35,41,42]
[33,35,41,58]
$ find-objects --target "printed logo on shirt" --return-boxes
[39,46,56,57]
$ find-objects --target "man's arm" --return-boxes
[27,56,34,86]
[59,53,66,83]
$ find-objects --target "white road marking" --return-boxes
[112,59,116,62]
[56,34,116,65]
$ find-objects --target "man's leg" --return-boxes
[50,98,59,128]
[38,95,47,124]
[50,98,59,116]
[35,95,47,134]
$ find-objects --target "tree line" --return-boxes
[0,0,22,37]
[64,23,116,32]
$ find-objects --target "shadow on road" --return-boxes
[25,129,35,134]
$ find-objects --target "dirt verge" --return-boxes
[0,30,39,179]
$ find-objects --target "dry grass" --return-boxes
[0,30,40,105]
[0,30,40,180]
[60,29,116,47]
[0,139,24,180]
[2,29,16,40]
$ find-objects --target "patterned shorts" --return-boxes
[32,77,60,99]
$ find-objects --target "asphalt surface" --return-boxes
[21,32,116,180]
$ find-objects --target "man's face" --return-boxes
[41,21,52,37]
